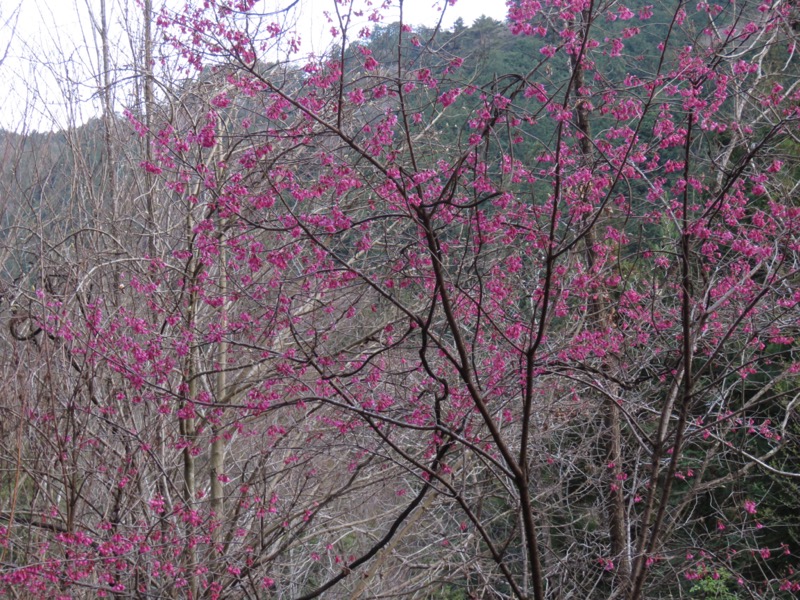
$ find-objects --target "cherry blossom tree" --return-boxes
[3,0,800,599]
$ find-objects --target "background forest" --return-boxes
[2,1,800,598]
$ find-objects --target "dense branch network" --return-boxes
[1,0,800,599]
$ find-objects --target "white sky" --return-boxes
[0,0,507,132]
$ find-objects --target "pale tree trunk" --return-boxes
[98,0,122,300]
[182,311,198,599]
[99,0,116,227]
[210,225,227,543]
[182,199,198,599]
[143,0,156,257]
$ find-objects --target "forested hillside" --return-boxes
[2,1,800,598]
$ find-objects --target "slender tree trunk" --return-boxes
[570,4,630,589]
[210,226,227,544]
[143,0,156,257]
[182,204,198,599]
[99,0,116,227]
[98,0,121,300]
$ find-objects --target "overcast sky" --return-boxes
[0,0,506,132]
